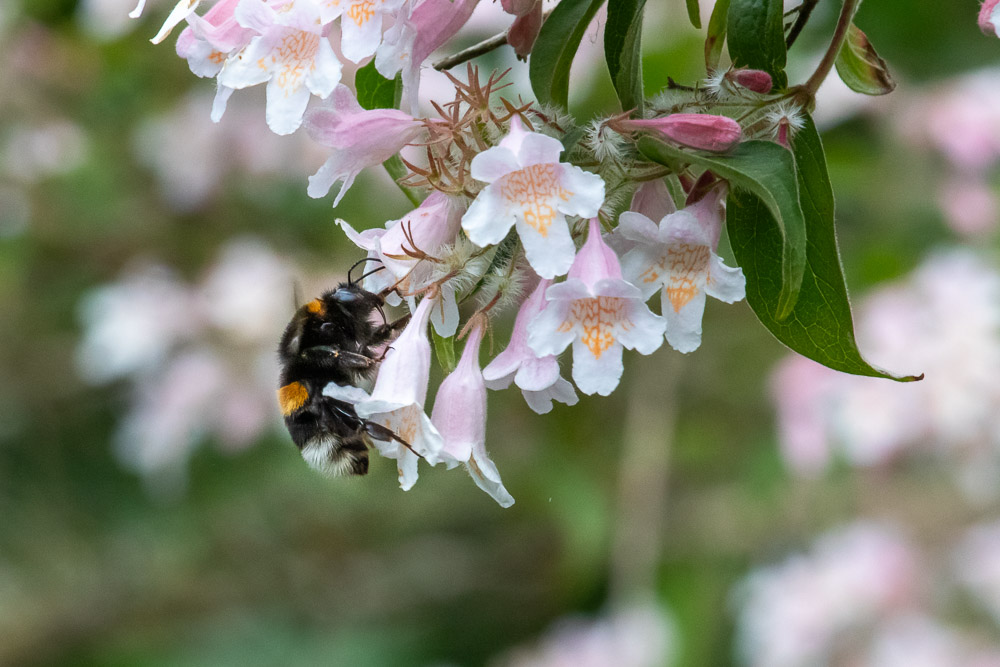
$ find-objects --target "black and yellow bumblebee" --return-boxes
[277,265,410,476]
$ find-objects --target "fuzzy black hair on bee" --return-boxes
[277,265,410,477]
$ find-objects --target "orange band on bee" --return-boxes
[278,381,309,415]
[305,298,326,316]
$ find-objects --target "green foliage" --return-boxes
[727,117,919,381]
[685,0,702,29]
[638,137,807,321]
[354,60,401,110]
[605,0,648,114]
[704,0,731,72]
[727,0,787,88]
[432,329,458,374]
[529,0,607,108]
[835,23,896,95]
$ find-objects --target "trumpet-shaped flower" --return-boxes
[306,84,427,205]
[338,191,464,335]
[347,295,444,490]
[375,0,480,114]
[175,0,251,78]
[501,0,543,58]
[216,0,341,135]
[317,0,406,63]
[462,117,606,279]
[528,219,666,396]
[619,185,745,353]
[431,320,515,507]
[483,278,579,414]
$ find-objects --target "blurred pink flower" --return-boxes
[937,176,999,237]
[980,0,1000,37]
[734,522,919,667]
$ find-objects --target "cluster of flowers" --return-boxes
[129,0,842,506]
[735,520,1000,667]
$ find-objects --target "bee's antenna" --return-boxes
[348,257,383,285]
[356,265,387,284]
[291,281,303,310]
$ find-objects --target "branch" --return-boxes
[433,32,510,71]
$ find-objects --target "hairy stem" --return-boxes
[802,0,860,96]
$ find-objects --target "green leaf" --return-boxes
[432,329,457,374]
[530,0,607,108]
[728,116,920,381]
[727,0,787,88]
[638,137,806,319]
[704,0,730,71]
[355,60,401,110]
[605,0,647,114]
[685,0,701,29]
[835,23,896,96]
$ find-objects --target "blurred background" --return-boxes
[3,0,1000,664]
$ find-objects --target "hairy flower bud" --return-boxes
[618,114,742,153]
[729,68,774,94]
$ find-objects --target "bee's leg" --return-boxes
[370,313,411,346]
[300,346,376,370]
[362,420,424,459]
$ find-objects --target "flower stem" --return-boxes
[383,155,422,207]
[801,0,860,96]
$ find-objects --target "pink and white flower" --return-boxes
[175,0,252,79]
[216,0,341,135]
[483,278,579,414]
[338,191,464,335]
[318,0,406,63]
[431,319,515,507]
[501,0,543,58]
[462,117,606,279]
[980,0,1000,38]
[305,84,427,205]
[340,294,444,490]
[375,0,480,114]
[528,218,666,396]
[149,0,201,44]
[619,184,745,353]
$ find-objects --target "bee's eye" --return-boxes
[320,322,335,331]
[332,288,360,303]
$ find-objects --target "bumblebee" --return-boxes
[277,268,409,476]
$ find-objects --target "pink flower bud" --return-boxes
[729,69,773,94]
[620,114,742,153]
[981,0,1000,37]
[502,0,543,57]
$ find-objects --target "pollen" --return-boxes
[665,244,710,312]
[306,298,326,316]
[278,381,309,415]
[499,163,571,237]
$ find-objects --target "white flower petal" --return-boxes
[616,302,666,355]
[211,85,234,122]
[618,211,661,244]
[150,0,200,45]
[340,4,384,63]
[305,39,343,98]
[663,288,707,353]
[705,255,746,303]
[462,184,516,247]
[515,131,564,168]
[466,447,515,507]
[469,145,521,183]
[430,285,460,337]
[513,354,560,392]
[264,74,312,135]
[516,212,575,279]
[527,300,575,357]
[571,338,624,396]
[523,375,578,414]
[558,166,605,218]
[621,246,666,300]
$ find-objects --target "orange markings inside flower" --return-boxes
[498,163,571,237]
[346,0,376,26]
[567,297,630,359]
[665,243,710,312]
